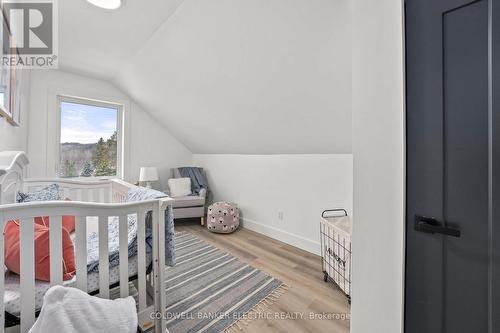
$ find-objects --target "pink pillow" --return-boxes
[4,220,76,281]
[34,216,76,233]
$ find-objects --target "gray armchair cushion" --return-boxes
[171,195,205,208]
[169,168,207,221]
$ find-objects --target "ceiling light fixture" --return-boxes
[87,0,121,10]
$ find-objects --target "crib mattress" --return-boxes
[3,253,152,316]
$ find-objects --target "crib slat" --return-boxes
[20,218,35,332]
[103,187,110,203]
[151,207,166,333]
[157,205,167,333]
[49,215,63,287]
[76,189,82,201]
[151,209,160,333]
[98,216,110,298]
[0,218,5,332]
[63,187,70,200]
[99,188,105,203]
[119,215,129,298]
[137,211,147,311]
[88,189,95,202]
[75,216,87,292]
[82,189,88,202]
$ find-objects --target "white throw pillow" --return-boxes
[168,177,192,197]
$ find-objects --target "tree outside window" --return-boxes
[59,98,121,178]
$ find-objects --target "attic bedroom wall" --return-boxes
[0,70,31,152]
[194,154,353,254]
[26,69,192,189]
[114,0,352,154]
[184,0,353,254]
[351,0,405,332]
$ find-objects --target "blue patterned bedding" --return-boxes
[17,184,61,203]
[86,187,176,273]
[16,184,175,274]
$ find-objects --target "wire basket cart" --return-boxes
[320,208,352,304]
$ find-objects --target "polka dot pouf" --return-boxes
[207,202,240,234]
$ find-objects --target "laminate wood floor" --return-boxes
[176,220,350,333]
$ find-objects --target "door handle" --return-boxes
[414,215,461,238]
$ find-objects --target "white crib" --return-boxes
[0,151,173,333]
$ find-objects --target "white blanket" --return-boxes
[28,286,137,333]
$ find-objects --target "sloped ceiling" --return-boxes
[59,0,185,80]
[59,0,352,154]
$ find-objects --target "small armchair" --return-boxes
[169,168,207,225]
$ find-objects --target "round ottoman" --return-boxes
[207,202,240,234]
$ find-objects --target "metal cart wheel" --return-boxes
[323,272,329,282]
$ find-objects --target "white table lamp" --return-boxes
[139,167,159,188]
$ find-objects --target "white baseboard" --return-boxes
[241,217,320,255]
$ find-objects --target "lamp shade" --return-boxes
[139,167,159,182]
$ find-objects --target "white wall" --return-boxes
[193,154,353,254]
[115,0,352,155]
[27,70,192,189]
[0,70,31,152]
[351,1,405,333]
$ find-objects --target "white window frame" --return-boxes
[55,95,124,180]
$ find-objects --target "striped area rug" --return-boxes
[165,232,287,333]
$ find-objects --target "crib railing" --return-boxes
[0,198,171,333]
[23,178,120,203]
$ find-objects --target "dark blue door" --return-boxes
[406,0,500,332]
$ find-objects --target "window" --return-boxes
[58,96,122,178]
